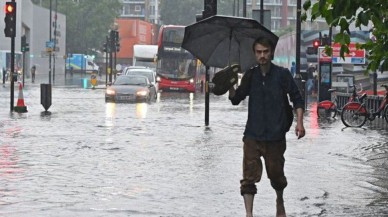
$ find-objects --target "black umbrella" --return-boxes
[182,15,278,72]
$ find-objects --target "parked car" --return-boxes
[105,75,157,103]
[124,67,159,95]
[118,66,147,76]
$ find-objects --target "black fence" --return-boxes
[337,93,387,128]
[337,93,384,113]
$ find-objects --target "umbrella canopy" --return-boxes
[182,15,278,72]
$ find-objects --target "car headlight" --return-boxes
[189,78,194,83]
[106,89,116,95]
[156,76,161,82]
[136,90,148,96]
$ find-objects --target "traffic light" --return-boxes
[114,30,120,52]
[321,34,330,46]
[103,42,108,52]
[313,39,320,48]
[21,35,29,52]
[109,30,119,52]
[13,72,17,82]
[203,0,217,19]
[4,1,16,38]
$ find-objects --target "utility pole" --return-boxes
[53,0,57,84]
[260,0,264,24]
[296,0,301,79]
[49,0,52,84]
[202,0,217,126]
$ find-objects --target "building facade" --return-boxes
[0,0,66,82]
[119,0,160,24]
[247,0,328,31]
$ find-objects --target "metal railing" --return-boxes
[337,93,384,113]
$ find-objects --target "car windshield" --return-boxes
[114,76,147,86]
[125,70,155,83]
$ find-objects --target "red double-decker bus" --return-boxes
[156,25,205,93]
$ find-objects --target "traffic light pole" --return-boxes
[6,0,17,112]
[203,0,217,126]
[10,30,15,112]
[49,0,52,84]
[22,47,25,87]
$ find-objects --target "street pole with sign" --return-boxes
[4,1,16,111]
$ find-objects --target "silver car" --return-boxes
[105,75,157,103]
[124,68,159,95]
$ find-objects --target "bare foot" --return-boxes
[276,198,286,217]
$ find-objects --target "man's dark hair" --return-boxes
[252,37,275,52]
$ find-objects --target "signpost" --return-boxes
[331,42,366,64]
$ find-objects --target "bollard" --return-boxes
[41,83,52,111]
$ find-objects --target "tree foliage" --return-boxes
[302,0,388,71]
[33,0,121,54]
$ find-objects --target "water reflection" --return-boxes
[0,143,22,180]
[135,103,148,119]
[105,102,148,120]
[189,93,194,114]
[40,111,52,121]
[105,102,116,128]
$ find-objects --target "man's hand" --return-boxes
[295,108,305,139]
[228,86,236,98]
[295,124,305,139]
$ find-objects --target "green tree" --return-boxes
[33,0,121,54]
[303,0,388,71]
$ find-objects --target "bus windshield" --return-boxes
[156,25,196,80]
[158,57,196,79]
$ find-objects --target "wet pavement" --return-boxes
[0,81,387,217]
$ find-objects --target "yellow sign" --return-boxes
[107,68,111,74]
[91,74,97,87]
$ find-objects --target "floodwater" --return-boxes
[0,82,387,217]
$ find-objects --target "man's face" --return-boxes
[254,43,272,65]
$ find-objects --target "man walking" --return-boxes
[31,65,36,83]
[228,37,306,217]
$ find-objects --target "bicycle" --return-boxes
[341,84,388,127]
[317,84,366,118]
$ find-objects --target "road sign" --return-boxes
[46,40,54,48]
[318,47,332,63]
[331,42,365,64]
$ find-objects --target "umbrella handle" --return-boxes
[228,29,233,67]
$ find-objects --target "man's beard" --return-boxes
[258,58,269,65]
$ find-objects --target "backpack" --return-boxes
[244,65,294,132]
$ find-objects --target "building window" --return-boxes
[123,5,130,15]
[135,5,141,12]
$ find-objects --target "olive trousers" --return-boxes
[240,137,288,195]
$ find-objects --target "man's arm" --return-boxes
[295,107,305,139]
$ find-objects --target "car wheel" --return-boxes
[154,90,157,99]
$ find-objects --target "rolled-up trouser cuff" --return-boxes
[270,176,288,191]
[240,184,257,196]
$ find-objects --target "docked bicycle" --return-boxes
[317,84,366,119]
[341,84,388,127]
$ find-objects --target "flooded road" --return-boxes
[0,83,387,217]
